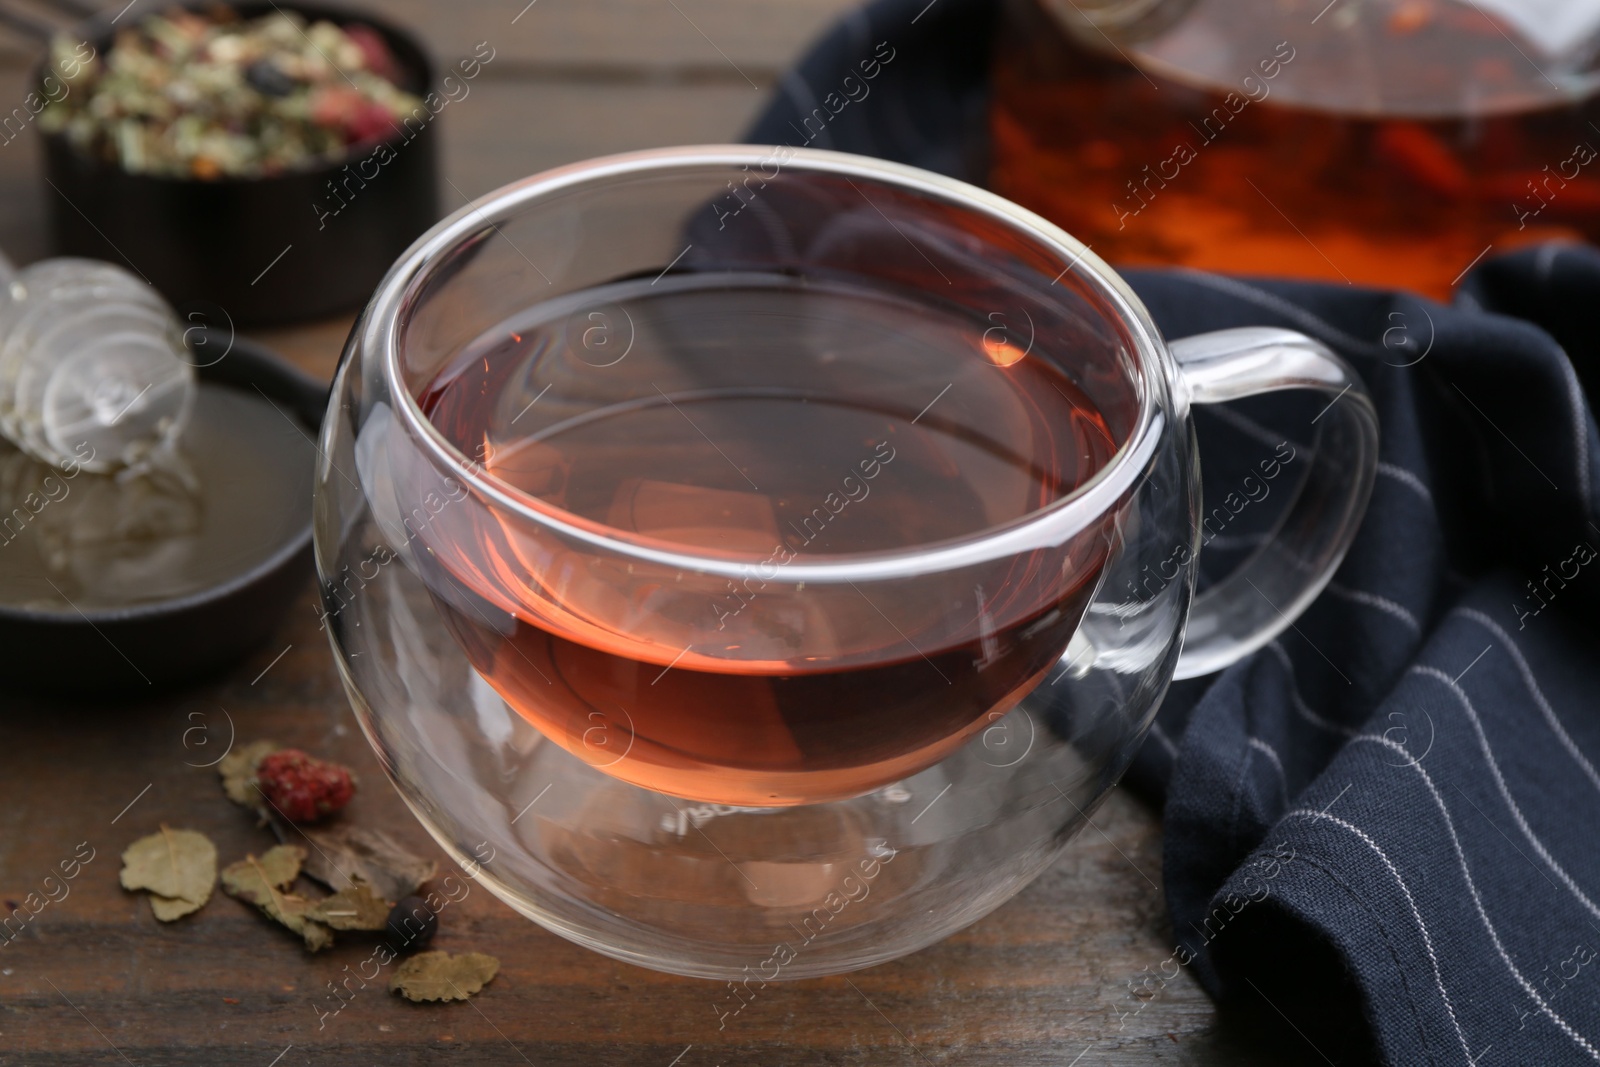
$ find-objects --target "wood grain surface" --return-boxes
[0,2,1319,1063]
[1,611,1285,1065]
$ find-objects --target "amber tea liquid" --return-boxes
[991,0,1600,298]
[414,272,1121,805]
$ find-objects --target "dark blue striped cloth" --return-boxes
[751,4,1600,1064]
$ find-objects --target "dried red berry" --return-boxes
[345,100,399,146]
[343,24,402,85]
[256,749,356,823]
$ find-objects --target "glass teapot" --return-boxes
[992,0,1600,296]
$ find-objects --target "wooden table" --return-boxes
[0,4,1304,1062]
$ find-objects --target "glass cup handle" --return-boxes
[1168,327,1380,680]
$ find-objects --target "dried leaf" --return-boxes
[149,894,204,922]
[298,824,436,902]
[221,844,302,896]
[220,845,333,951]
[275,896,335,952]
[218,739,281,810]
[390,951,500,1002]
[120,826,216,921]
[306,884,389,931]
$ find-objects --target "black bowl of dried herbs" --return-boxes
[34,1,442,325]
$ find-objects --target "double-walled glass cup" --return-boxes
[315,146,1377,979]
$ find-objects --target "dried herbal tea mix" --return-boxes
[39,9,423,178]
[122,738,502,1000]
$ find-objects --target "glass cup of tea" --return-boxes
[315,145,1377,979]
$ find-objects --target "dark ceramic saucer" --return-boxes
[0,327,325,696]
